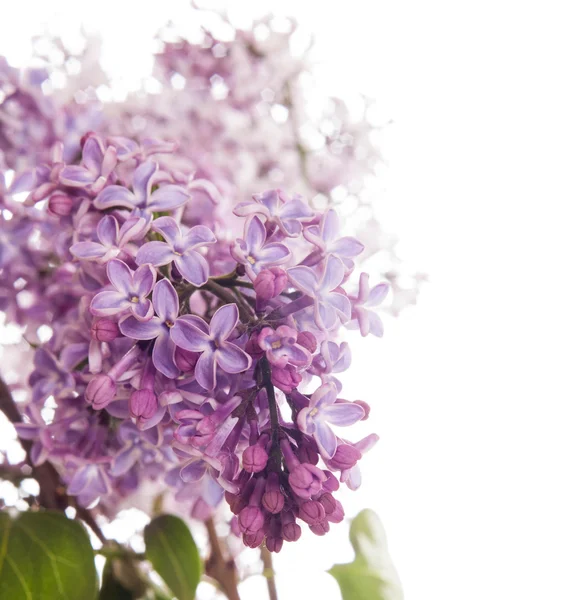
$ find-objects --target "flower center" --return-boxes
[271,340,282,349]
[309,407,319,417]
[130,295,139,303]
[174,251,182,256]
[247,255,256,265]
[165,320,174,328]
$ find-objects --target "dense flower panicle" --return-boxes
[0,8,418,552]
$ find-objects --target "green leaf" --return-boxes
[144,514,201,600]
[328,509,403,600]
[0,510,98,600]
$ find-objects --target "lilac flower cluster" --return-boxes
[1,131,389,550]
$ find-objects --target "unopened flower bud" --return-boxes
[130,389,157,419]
[296,331,317,354]
[174,347,199,372]
[242,444,268,473]
[48,193,73,216]
[318,493,337,515]
[298,500,326,525]
[245,331,264,358]
[282,521,302,542]
[330,443,362,470]
[243,529,265,548]
[266,536,283,553]
[91,319,120,342]
[86,374,116,410]
[326,499,345,523]
[271,364,301,393]
[262,473,285,514]
[288,464,326,499]
[238,506,265,534]
[309,520,330,536]
[254,267,287,302]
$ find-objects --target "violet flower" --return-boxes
[71,215,147,263]
[136,216,216,286]
[94,160,189,214]
[59,135,117,194]
[303,208,364,268]
[230,216,290,281]
[287,254,351,330]
[297,383,365,459]
[170,304,252,390]
[233,189,315,237]
[348,272,390,337]
[90,259,156,321]
[257,325,311,368]
[119,278,180,378]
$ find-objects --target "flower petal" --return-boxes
[171,319,212,352]
[244,216,266,252]
[152,216,181,246]
[366,282,390,307]
[136,241,174,267]
[194,351,217,390]
[132,160,157,206]
[183,225,216,248]
[330,236,364,259]
[322,402,365,427]
[148,184,190,211]
[152,330,179,379]
[133,263,157,296]
[176,251,210,286]
[131,298,154,321]
[91,291,129,316]
[286,266,318,296]
[97,215,119,247]
[216,343,252,374]
[210,303,238,342]
[94,185,137,210]
[256,243,291,265]
[107,259,132,294]
[314,421,337,459]
[320,255,345,292]
[70,242,107,261]
[153,278,179,322]
[120,316,162,340]
[59,165,95,187]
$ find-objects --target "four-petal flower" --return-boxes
[297,383,365,459]
[136,216,216,285]
[90,259,156,321]
[170,304,252,390]
[348,272,389,337]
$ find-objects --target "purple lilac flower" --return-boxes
[257,325,311,368]
[119,278,180,379]
[110,422,167,477]
[94,160,189,214]
[59,135,117,194]
[303,208,364,268]
[136,216,216,286]
[71,215,147,263]
[230,216,291,281]
[287,254,351,330]
[233,189,315,237]
[297,383,365,459]
[170,304,252,390]
[90,259,156,321]
[348,272,390,337]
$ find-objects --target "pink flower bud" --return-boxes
[48,193,73,216]
[85,375,116,410]
[322,471,340,492]
[318,493,337,515]
[298,500,326,525]
[262,473,285,514]
[282,521,302,542]
[254,267,287,302]
[309,520,330,536]
[238,506,265,534]
[288,464,326,499]
[242,444,269,473]
[245,331,264,358]
[130,389,157,419]
[330,443,362,470]
[326,500,345,523]
[266,536,283,553]
[243,529,265,548]
[296,331,317,354]
[271,364,301,393]
[297,442,319,466]
[174,347,199,372]
[90,319,120,342]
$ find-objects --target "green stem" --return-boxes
[95,547,146,561]
[259,357,280,461]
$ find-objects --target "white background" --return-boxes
[1,1,575,599]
